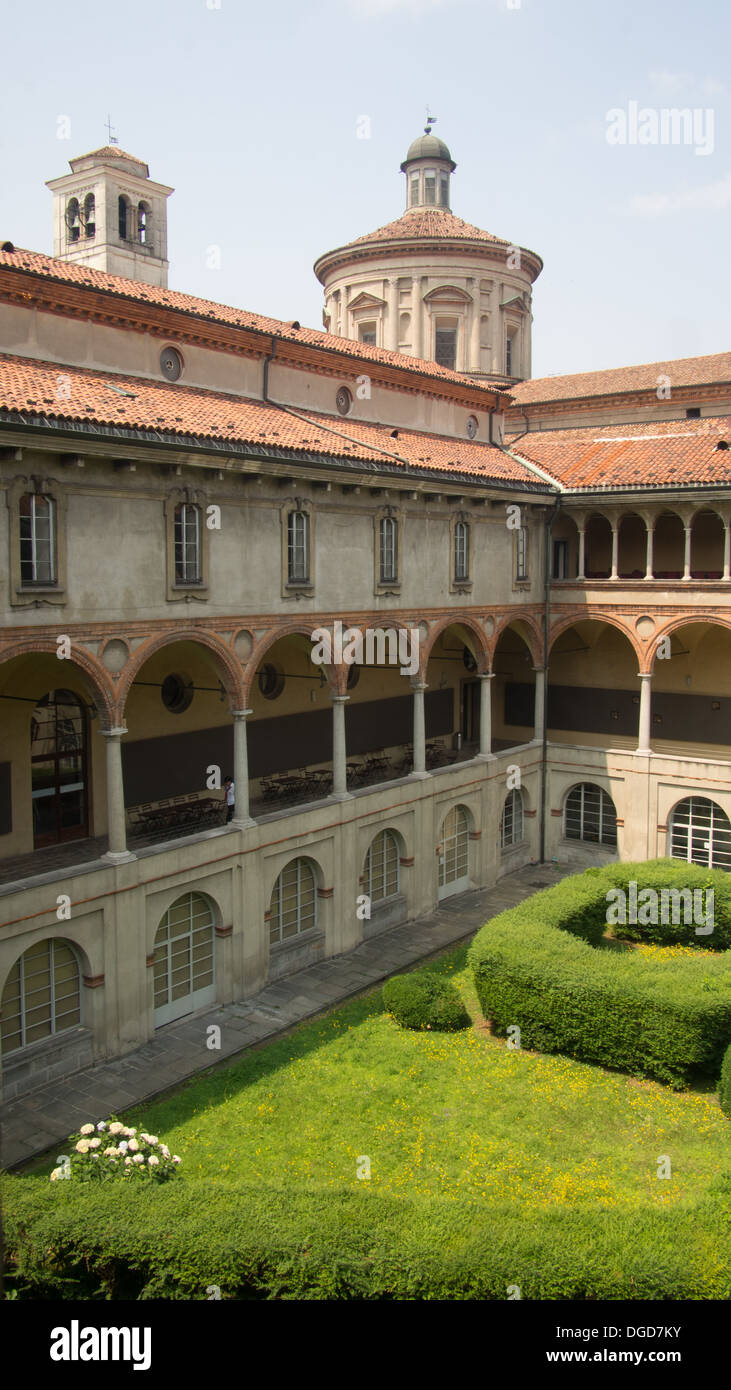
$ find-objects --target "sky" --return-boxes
[1,0,729,378]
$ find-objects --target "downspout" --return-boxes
[540,494,561,864]
[262,336,277,401]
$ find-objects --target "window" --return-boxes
[359,322,377,345]
[501,789,524,849]
[435,328,457,370]
[138,201,150,245]
[564,783,617,847]
[161,673,194,714]
[686,407,701,419]
[83,193,95,238]
[380,516,398,583]
[160,346,183,381]
[288,510,309,583]
[439,173,449,206]
[454,521,469,582]
[363,830,400,905]
[410,175,420,206]
[424,170,436,204]
[20,494,56,585]
[174,503,201,583]
[1,940,80,1055]
[118,194,130,240]
[515,526,528,581]
[670,796,731,869]
[269,859,317,945]
[153,892,216,1027]
[336,386,352,416]
[30,690,87,846]
[506,335,514,375]
[552,539,569,579]
[65,198,80,243]
[438,805,470,896]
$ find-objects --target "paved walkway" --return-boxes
[0,863,566,1170]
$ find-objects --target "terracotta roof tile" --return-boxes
[0,353,542,488]
[506,417,731,491]
[0,246,510,397]
[315,207,542,277]
[509,353,731,406]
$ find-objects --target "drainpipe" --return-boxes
[262,336,277,401]
[540,495,561,863]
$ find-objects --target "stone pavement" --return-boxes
[0,862,566,1170]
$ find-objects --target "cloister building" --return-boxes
[0,135,730,1102]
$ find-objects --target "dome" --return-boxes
[401,134,456,171]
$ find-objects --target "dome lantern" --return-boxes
[400,123,456,212]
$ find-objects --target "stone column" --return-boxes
[477,673,495,759]
[331,695,351,799]
[577,526,586,581]
[682,525,692,580]
[469,286,481,371]
[637,674,652,753]
[533,668,547,744]
[410,680,430,778]
[231,709,254,826]
[387,278,400,352]
[724,521,731,581]
[610,522,619,580]
[412,277,423,358]
[102,727,135,862]
[644,518,655,579]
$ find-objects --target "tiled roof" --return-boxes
[0,353,543,488]
[0,246,509,397]
[315,208,542,275]
[509,353,731,406]
[72,145,145,163]
[506,417,731,491]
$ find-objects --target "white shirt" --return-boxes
[226,782,235,806]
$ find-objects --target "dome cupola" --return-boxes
[400,121,456,211]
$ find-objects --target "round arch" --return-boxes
[0,638,115,726]
[547,613,642,665]
[117,628,244,714]
[420,615,491,676]
[490,613,543,667]
[244,624,333,705]
[649,613,731,671]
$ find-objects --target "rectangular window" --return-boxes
[435,329,457,370]
[439,174,449,206]
[380,517,397,583]
[424,171,436,204]
[552,538,569,579]
[174,504,201,583]
[454,521,469,581]
[359,322,377,345]
[19,494,56,585]
[506,335,513,375]
[516,526,528,581]
[410,175,420,206]
[288,510,309,583]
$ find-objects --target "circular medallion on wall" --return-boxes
[233,629,254,661]
[336,386,352,416]
[161,673,194,714]
[101,638,130,673]
[258,663,285,700]
[482,616,495,637]
[160,346,184,382]
[635,616,656,638]
[466,415,479,440]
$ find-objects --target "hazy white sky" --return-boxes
[1,0,728,377]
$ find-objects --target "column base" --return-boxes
[635,747,652,756]
[231,816,255,829]
[103,849,137,864]
[408,770,431,780]
[329,791,354,802]
[475,752,497,762]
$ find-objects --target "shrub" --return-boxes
[578,860,731,950]
[50,1116,181,1185]
[468,866,731,1088]
[720,1043,731,1118]
[382,968,470,1032]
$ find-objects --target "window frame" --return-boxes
[501,788,524,850]
[164,490,210,602]
[563,782,618,848]
[1,939,81,1055]
[19,492,56,586]
[268,858,318,947]
[450,513,473,591]
[7,478,68,607]
[280,498,314,596]
[373,506,402,594]
[514,524,529,583]
[669,796,731,870]
[174,502,202,585]
[363,829,400,906]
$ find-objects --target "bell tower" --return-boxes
[46,144,174,288]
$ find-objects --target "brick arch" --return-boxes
[116,628,245,715]
[0,637,116,726]
[420,615,491,677]
[490,613,544,667]
[243,622,333,706]
[547,612,643,665]
[648,613,731,671]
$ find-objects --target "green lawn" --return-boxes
[4,943,730,1299]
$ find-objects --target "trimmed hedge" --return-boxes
[580,860,731,950]
[382,968,470,1032]
[720,1042,731,1118]
[3,1175,730,1300]
[469,862,731,1087]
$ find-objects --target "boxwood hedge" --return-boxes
[382,967,470,1032]
[469,861,731,1088]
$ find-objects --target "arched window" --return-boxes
[269,859,317,944]
[118,194,131,240]
[82,192,96,238]
[564,782,617,847]
[19,493,56,585]
[65,197,81,243]
[501,788,524,849]
[670,796,731,870]
[153,892,216,1027]
[363,830,400,905]
[379,516,397,583]
[174,503,201,583]
[454,520,469,581]
[138,201,151,245]
[439,805,470,896]
[287,510,309,583]
[1,939,80,1054]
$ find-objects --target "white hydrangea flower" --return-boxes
[124,1127,137,1137]
[172,1155,181,1164]
[88,1137,101,1149]
[118,1141,129,1153]
[160,1145,170,1158]
[128,1138,139,1152]
[132,1153,145,1164]
[148,1155,159,1165]
[146,1135,159,1145]
[103,1146,119,1157]
[124,1156,132,1166]
[79,1124,94,1136]
[75,1140,90,1153]
[97,1121,107,1131]
[108,1122,124,1135]
[50,1167,62,1181]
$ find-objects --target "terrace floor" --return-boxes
[0,860,568,1169]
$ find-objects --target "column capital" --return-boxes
[231,708,253,719]
[100,726,127,739]
[478,671,496,681]
[637,671,653,681]
[410,679,428,693]
[330,693,350,705]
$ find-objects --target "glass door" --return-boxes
[31,691,88,847]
